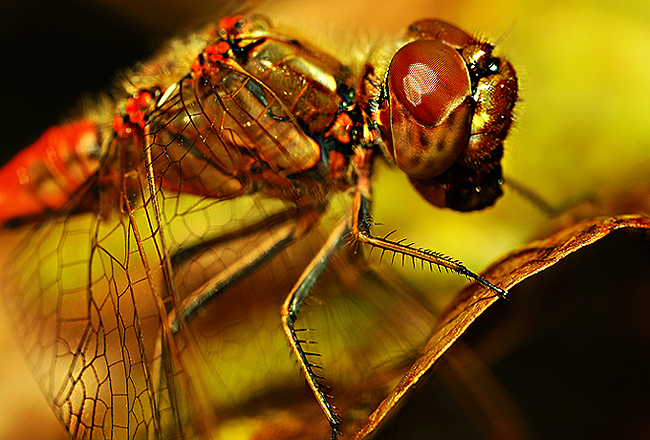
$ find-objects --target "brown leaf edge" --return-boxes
[351,214,650,439]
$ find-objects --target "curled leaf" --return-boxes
[354,214,650,438]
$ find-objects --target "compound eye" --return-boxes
[382,39,474,179]
[389,39,471,127]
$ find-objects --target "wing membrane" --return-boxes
[3,170,438,440]
[4,179,165,439]
[2,12,445,440]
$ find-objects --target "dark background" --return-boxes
[0,0,158,165]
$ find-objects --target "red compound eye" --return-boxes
[389,39,470,127]
[382,39,474,179]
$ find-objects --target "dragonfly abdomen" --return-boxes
[0,119,101,225]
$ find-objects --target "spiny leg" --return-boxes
[281,220,350,440]
[153,209,321,437]
[351,191,508,298]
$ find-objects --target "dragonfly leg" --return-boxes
[170,208,322,333]
[350,191,507,298]
[151,209,322,439]
[281,219,350,440]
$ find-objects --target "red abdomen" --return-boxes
[0,120,100,224]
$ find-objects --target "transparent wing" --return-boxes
[3,164,170,439]
[159,197,439,439]
[0,42,329,438]
[2,173,438,440]
[1,12,435,440]
[1,149,318,440]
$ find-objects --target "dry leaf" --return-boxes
[357,215,650,439]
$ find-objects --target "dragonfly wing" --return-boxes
[1,176,168,439]
[1,136,329,439]
[163,195,438,439]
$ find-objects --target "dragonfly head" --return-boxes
[377,19,518,211]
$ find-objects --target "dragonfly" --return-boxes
[0,12,517,440]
